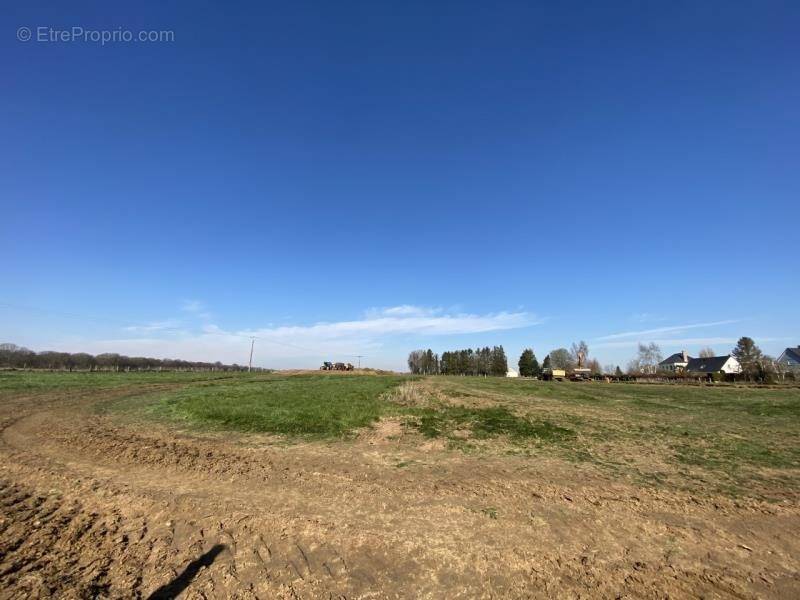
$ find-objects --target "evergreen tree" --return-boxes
[732,336,762,379]
[518,349,535,377]
[458,349,469,375]
[423,349,436,374]
[615,365,623,377]
[530,354,541,378]
[542,354,551,371]
[441,351,452,375]
[490,345,508,376]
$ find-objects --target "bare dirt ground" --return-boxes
[1,383,799,599]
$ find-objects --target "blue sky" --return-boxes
[2,1,798,370]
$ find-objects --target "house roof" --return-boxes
[686,355,731,373]
[659,352,692,365]
[780,347,800,363]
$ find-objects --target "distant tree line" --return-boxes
[0,343,265,372]
[408,346,508,376]
[410,343,613,378]
[410,336,792,383]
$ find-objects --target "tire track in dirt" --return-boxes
[1,385,800,598]
[0,391,434,598]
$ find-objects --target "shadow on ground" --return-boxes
[147,544,226,599]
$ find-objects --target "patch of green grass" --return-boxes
[145,374,407,438]
[407,403,574,443]
[434,377,800,415]
[430,376,800,500]
[101,373,575,448]
[480,507,498,519]
[674,436,800,471]
[0,370,242,393]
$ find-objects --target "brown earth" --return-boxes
[1,384,799,599]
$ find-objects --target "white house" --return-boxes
[506,368,519,378]
[685,355,741,375]
[659,350,691,372]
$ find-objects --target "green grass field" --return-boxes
[0,370,240,392]
[145,373,407,437]
[3,370,799,499]
[425,376,800,498]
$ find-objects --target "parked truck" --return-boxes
[542,368,566,381]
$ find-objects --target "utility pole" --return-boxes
[356,355,363,369]
[248,337,255,372]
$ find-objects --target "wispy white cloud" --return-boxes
[180,299,212,320]
[368,305,442,318]
[595,337,739,349]
[123,320,185,333]
[124,300,213,333]
[240,305,540,342]
[630,312,665,323]
[594,336,790,350]
[63,305,541,370]
[180,299,204,313]
[595,319,741,341]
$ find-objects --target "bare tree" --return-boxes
[698,347,715,358]
[570,341,589,368]
[772,356,788,381]
[407,349,425,374]
[628,342,663,374]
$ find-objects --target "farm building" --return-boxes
[659,350,692,372]
[685,355,741,375]
[776,347,800,371]
[506,368,519,378]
